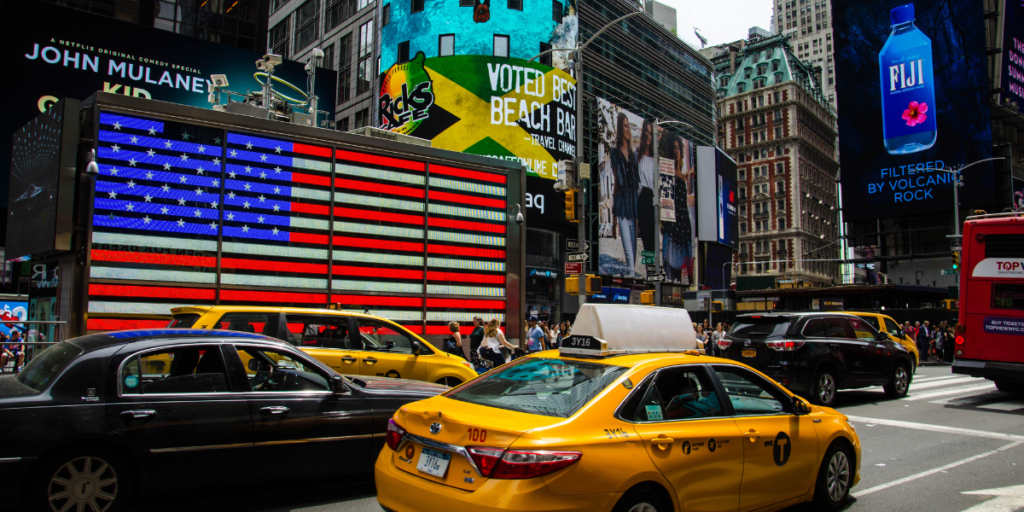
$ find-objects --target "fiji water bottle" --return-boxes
[879,3,937,155]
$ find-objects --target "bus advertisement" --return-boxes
[951,213,1024,393]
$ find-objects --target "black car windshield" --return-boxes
[728,317,792,339]
[444,357,627,418]
[16,343,82,392]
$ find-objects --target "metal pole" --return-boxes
[953,169,961,237]
[576,50,586,308]
[653,119,662,306]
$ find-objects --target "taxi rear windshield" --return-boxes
[445,357,626,418]
[728,317,791,339]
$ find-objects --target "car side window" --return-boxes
[633,367,724,422]
[121,346,230,395]
[235,347,331,392]
[284,314,353,349]
[824,317,854,339]
[883,318,903,337]
[216,313,281,339]
[860,316,881,332]
[355,319,421,354]
[802,318,828,338]
[713,365,792,415]
[848,317,879,341]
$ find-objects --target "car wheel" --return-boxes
[613,488,668,512]
[811,369,838,407]
[436,377,462,387]
[813,442,853,511]
[33,449,132,512]
[995,380,1024,394]
[883,363,911,398]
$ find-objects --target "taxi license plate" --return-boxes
[416,448,451,478]
[742,349,757,358]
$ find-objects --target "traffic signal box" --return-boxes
[566,275,580,295]
[564,190,578,223]
[585,275,602,295]
[640,291,655,305]
[566,275,602,296]
[952,251,960,271]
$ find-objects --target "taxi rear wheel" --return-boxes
[883,363,910,398]
[813,443,853,510]
[613,488,668,512]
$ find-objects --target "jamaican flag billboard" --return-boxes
[378,53,577,180]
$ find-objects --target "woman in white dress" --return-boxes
[480,318,517,368]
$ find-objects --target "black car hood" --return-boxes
[0,375,41,399]
[346,375,448,395]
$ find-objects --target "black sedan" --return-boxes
[0,329,447,512]
[718,312,915,407]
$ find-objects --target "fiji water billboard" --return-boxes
[832,0,993,222]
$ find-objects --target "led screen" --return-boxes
[1002,0,1024,105]
[832,0,993,221]
[696,146,739,250]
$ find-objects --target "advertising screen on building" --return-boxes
[2,0,335,208]
[832,0,993,222]
[595,97,698,285]
[378,53,576,180]
[1002,0,1024,105]
[87,110,510,335]
[1014,178,1024,212]
[696,146,739,250]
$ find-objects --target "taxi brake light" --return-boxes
[386,419,406,451]
[467,447,504,477]
[467,448,582,479]
[766,340,805,352]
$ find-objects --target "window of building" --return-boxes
[776,162,784,174]
[296,0,322,50]
[508,0,523,10]
[740,204,747,215]
[757,63,768,75]
[355,108,370,129]
[269,18,291,58]
[740,223,747,235]
[540,42,552,66]
[738,187,746,200]
[774,127,782,139]
[382,2,390,25]
[337,33,351,104]
[773,92,781,104]
[776,181,785,193]
[745,68,752,79]
[439,34,454,56]
[327,0,357,32]
[739,169,746,180]
[322,44,334,70]
[412,0,424,13]
[778,198,786,210]
[737,134,744,146]
[778,218,786,230]
[359,19,374,56]
[738,153,746,162]
[738,82,746,93]
[272,0,291,12]
[338,117,349,131]
[357,57,372,93]
[397,41,410,62]
[553,0,562,20]
[494,35,509,57]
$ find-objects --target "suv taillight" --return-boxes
[386,419,406,451]
[717,339,732,350]
[766,340,805,351]
[467,447,581,479]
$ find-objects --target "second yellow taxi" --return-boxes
[375,304,861,512]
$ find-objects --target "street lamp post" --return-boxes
[531,11,645,307]
[914,157,1003,237]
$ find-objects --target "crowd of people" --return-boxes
[901,319,956,363]
[444,316,574,372]
[1,330,26,372]
[692,320,729,357]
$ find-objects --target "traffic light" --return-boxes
[951,251,960,270]
[585,274,602,295]
[564,190,578,223]
[640,291,655,305]
[565,275,579,296]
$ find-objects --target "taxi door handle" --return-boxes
[746,430,761,442]
[341,356,357,363]
[651,436,674,450]
[363,357,378,364]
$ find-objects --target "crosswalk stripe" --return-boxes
[905,383,998,401]
[912,375,964,383]
[907,376,978,391]
[976,400,1024,412]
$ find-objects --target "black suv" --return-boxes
[718,312,915,407]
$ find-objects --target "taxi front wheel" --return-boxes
[812,443,853,511]
[612,488,668,512]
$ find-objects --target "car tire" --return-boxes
[811,368,839,407]
[612,488,668,512]
[436,377,462,387]
[32,448,133,512]
[995,380,1024,394]
[883,363,911,398]
[812,442,854,511]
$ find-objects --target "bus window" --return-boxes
[992,284,1024,310]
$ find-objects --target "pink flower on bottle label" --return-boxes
[902,101,929,127]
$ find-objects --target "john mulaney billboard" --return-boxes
[832,0,993,222]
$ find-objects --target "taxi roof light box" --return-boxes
[560,304,697,357]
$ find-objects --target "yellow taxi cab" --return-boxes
[846,311,919,371]
[375,304,861,512]
[169,306,477,386]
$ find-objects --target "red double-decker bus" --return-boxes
[951,213,1024,393]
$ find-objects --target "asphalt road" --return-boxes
[134,365,1024,512]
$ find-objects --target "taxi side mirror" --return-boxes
[412,341,422,356]
[793,398,811,415]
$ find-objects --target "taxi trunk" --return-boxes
[387,398,563,491]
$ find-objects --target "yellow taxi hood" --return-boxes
[394,396,564,449]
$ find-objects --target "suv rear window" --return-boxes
[167,314,200,328]
[728,317,791,339]
[445,357,626,418]
[16,343,82,392]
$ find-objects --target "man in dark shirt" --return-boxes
[468,317,485,365]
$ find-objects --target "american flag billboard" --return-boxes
[88,110,512,336]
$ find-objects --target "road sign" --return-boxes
[941,269,957,275]
[951,239,963,250]
[646,264,658,274]
[641,250,655,265]
[644,274,666,283]
[567,252,589,263]
[564,262,583,275]
[565,239,590,252]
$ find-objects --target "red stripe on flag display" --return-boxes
[291,202,331,216]
[220,289,327,304]
[430,190,506,209]
[88,318,170,331]
[335,178,426,199]
[335,236,423,253]
[430,164,506,184]
[293,143,332,158]
[222,258,328,274]
[335,207,424,226]
[330,295,424,307]
[426,271,505,284]
[427,216,505,234]
[289,232,330,245]
[336,149,425,171]
[291,172,332,187]
[89,284,217,300]
[427,298,506,309]
[92,250,216,268]
[428,244,506,259]
[333,265,423,280]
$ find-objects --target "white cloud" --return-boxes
[655,0,774,49]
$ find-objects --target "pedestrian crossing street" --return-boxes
[858,374,1024,411]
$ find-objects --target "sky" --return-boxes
[656,0,774,50]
